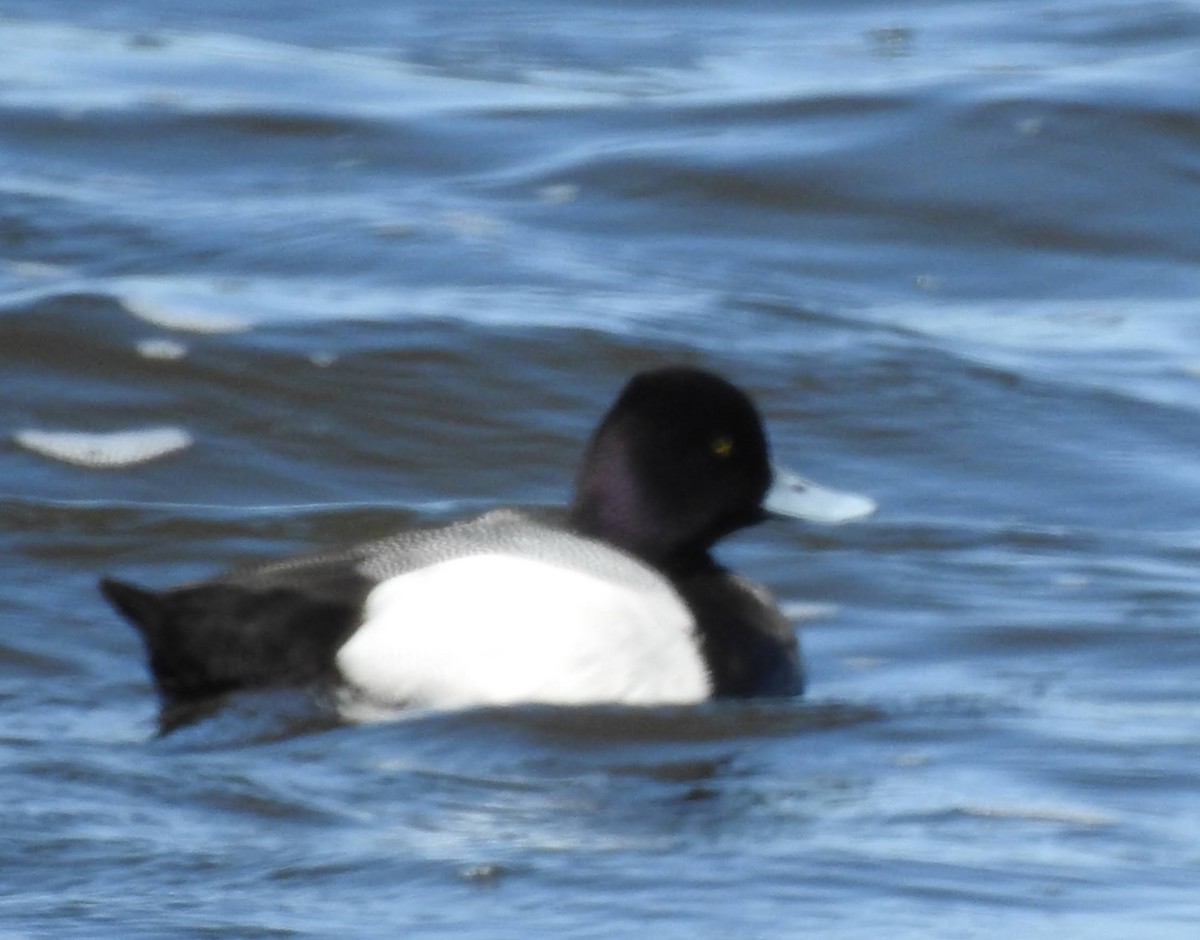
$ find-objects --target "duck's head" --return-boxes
[570,367,874,568]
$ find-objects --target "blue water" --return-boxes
[3,1,1199,936]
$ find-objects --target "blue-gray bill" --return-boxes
[763,465,877,524]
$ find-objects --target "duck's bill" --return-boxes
[763,465,877,524]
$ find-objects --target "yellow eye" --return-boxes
[711,436,734,458]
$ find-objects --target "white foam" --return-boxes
[780,601,839,622]
[2,259,72,279]
[14,427,193,468]
[135,338,188,360]
[120,295,249,334]
[439,210,507,239]
[537,183,580,205]
[107,272,719,339]
[958,804,1116,828]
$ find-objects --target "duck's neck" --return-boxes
[568,496,715,577]
[569,425,725,575]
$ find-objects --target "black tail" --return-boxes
[100,575,257,732]
[100,576,208,732]
[99,573,365,732]
[99,577,166,643]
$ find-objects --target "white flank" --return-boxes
[336,554,710,711]
[14,427,192,468]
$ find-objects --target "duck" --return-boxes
[100,367,874,730]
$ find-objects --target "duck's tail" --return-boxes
[98,573,366,731]
[99,577,218,732]
[99,577,165,644]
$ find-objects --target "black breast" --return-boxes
[672,566,804,698]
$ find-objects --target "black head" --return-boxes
[570,367,773,569]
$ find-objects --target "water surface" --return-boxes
[2,1,1199,937]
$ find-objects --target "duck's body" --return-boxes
[101,368,872,730]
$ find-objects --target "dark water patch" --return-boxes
[0,639,76,681]
[463,72,1200,300]
[147,688,347,752]
[474,89,914,201]
[0,103,505,180]
[1045,751,1200,796]
[972,622,1122,654]
[830,519,1102,555]
[944,92,1200,261]
[4,308,806,512]
[676,90,910,131]
[863,692,1022,731]
[194,109,369,140]
[0,189,169,271]
[177,769,352,824]
[1,292,169,379]
[1034,1,1200,48]
[416,698,886,749]
[0,102,359,146]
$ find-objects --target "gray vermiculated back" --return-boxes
[230,509,669,593]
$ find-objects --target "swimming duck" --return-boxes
[100,367,874,729]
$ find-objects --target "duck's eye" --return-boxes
[711,435,734,458]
